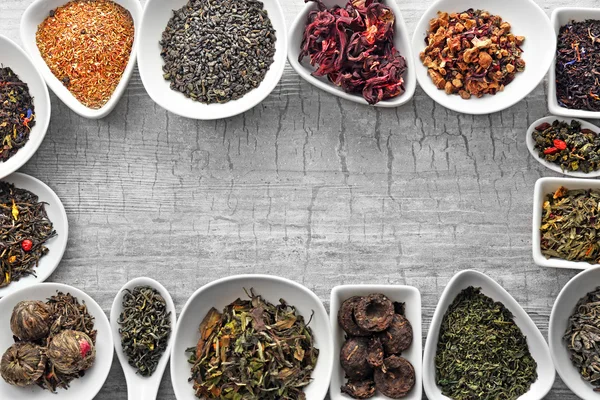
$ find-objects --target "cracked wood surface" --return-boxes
[1,0,597,398]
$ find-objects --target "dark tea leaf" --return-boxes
[564,287,600,390]
[435,287,537,400]
[118,286,171,377]
[187,289,319,400]
[0,181,56,288]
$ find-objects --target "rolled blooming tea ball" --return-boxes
[10,301,52,341]
[47,330,95,374]
[0,342,47,387]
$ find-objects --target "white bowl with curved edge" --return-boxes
[548,8,600,120]
[171,274,333,400]
[411,0,556,115]
[0,282,113,400]
[0,172,68,298]
[526,116,600,178]
[423,270,555,400]
[20,0,142,119]
[0,35,51,179]
[549,266,600,400]
[288,0,416,108]
[330,285,422,400]
[138,0,287,120]
[110,277,176,400]
[532,177,600,269]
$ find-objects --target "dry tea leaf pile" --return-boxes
[421,9,525,99]
[0,292,97,392]
[540,187,600,263]
[0,181,56,288]
[0,67,36,162]
[435,287,537,400]
[187,289,319,400]
[338,294,415,399]
[36,0,134,109]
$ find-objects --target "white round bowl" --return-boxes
[550,266,600,400]
[0,35,50,179]
[138,0,287,120]
[20,0,142,119]
[0,282,113,400]
[423,270,555,400]
[171,274,333,400]
[0,172,68,298]
[411,0,556,115]
[526,116,600,178]
[110,277,176,400]
[288,0,416,108]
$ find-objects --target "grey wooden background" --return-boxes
[1,0,596,398]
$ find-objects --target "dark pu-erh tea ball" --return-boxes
[47,330,95,374]
[378,314,413,355]
[340,337,373,380]
[0,342,46,387]
[354,293,394,332]
[10,300,52,341]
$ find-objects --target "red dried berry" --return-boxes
[21,240,33,252]
[544,147,559,155]
[553,139,567,150]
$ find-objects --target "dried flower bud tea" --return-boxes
[354,293,394,332]
[533,120,600,173]
[300,0,407,105]
[36,0,134,109]
[435,287,537,400]
[378,313,412,354]
[0,342,46,387]
[187,289,319,399]
[341,337,374,380]
[10,300,52,341]
[421,10,525,99]
[556,20,600,112]
[118,286,171,377]
[540,187,600,263]
[160,0,276,104]
[564,287,600,389]
[374,355,415,398]
[47,330,95,375]
[341,378,377,399]
[0,181,56,288]
[0,67,36,162]
[338,296,371,336]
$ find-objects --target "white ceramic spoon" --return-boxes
[110,277,177,400]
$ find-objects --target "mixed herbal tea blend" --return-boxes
[435,287,537,400]
[161,0,276,104]
[118,286,171,377]
[36,0,134,109]
[300,0,407,105]
[565,287,600,391]
[533,120,600,173]
[421,10,525,99]
[0,181,56,288]
[0,292,97,392]
[338,294,415,399]
[0,67,35,162]
[540,186,600,263]
[556,20,600,112]
[187,289,319,400]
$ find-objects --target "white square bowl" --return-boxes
[137,0,287,120]
[20,0,142,119]
[330,285,422,400]
[288,0,416,108]
[532,177,600,269]
[423,270,555,400]
[548,8,600,119]
[411,0,555,115]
